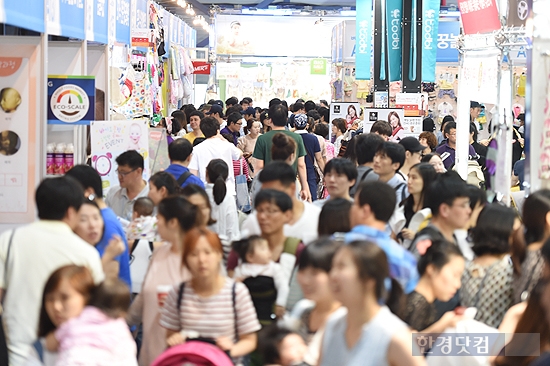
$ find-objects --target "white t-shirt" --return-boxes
[0,222,104,366]
[205,183,240,242]
[240,201,321,245]
[189,137,242,194]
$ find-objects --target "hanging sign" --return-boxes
[47,0,86,39]
[86,0,109,44]
[310,59,327,75]
[192,61,211,75]
[0,0,44,33]
[47,76,95,125]
[458,0,501,35]
[507,0,530,27]
[422,0,441,82]
[130,0,148,46]
[116,0,131,44]
[356,0,373,80]
[436,21,460,63]
[386,0,403,82]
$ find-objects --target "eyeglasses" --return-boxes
[116,168,137,177]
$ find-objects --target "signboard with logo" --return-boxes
[192,61,211,75]
[458,0,501,35]
[386,0,403,81]
[422,0,440,82]
[437,21,460,63]
[0,0,44,33]
[356,0,372,80]
[362,108,406,137]
[47,76,95,125]
[508,0,530,27]
[395,92,429,117]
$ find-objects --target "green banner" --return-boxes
[310,59,327,75]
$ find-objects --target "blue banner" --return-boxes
[386,0,402,82]
[116,0,131,45]
[1,0,44,33]
[93,0,109,44]
[421,0,441,82]
[48,76,95,125]
[356,0,373,80]
[54,0,85,39]
[436,21,460,63]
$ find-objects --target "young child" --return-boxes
[126,197,159,295]
[232,236,290,325]
[46,279,138,366]
[259,325,309,366]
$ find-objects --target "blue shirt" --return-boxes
[344,225,419,294]
[98,208,131,287]
[164,164,205,189]
[436,142,477,170]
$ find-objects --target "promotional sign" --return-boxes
[356,0,373,80]
[0,0,44,33]
[395,93,429,117]
[386,0,403,82]
[86,0,109,44]
[422,0,441,82]
[362,108,406,139]
[130,0,148,46]
[310,59,327,75]
[437,21,460,63]
[402,117,422,137]
[330,103,361,129]
[458,0,501,35]
[192,61,211,75]
[0,57,32,218]
[507,0,530,27]
[90,120,150,196]
[460,50,499,104]
[47,76,95,125]
[47,0,85,39]
[116,0,131,45]
[374,92,389,108]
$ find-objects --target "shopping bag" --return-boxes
[236,160,252,213]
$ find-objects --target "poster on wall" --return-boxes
[362,108,405,141]
[48,76,95,125]
[395,93,429,117]
[330,102,361,129]
[0,57,31,218]
[90,120,149,196]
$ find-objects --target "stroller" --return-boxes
[152,341,234,366]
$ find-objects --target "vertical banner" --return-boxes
[90,120,150,196]
[0,0,45,33]
[115,0,131,44]
[356,0,373,80]
[422,0,441,82]
[458,0,501,34]
[386,0,403,82]
[59,0,86,39]
[0,57,31,219]
[88,0,109,44]
[47,76,95,125]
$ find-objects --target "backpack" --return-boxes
[350,167,374,197]
[394,182,408,203]
[453,160,485,188]
[177,170,192,186]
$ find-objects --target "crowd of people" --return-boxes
[0,96,543,366]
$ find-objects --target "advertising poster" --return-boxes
[395,92,429,117]
[362,108,405,141]
[403,117,423,138]
[0,57,31,217]
[48,76,95,125]
[90,120,150,196]
[374,91,389,108]
[330,102,361,129]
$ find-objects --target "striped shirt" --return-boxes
[160,278,261,340]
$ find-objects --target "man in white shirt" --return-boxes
[0,177,104,365]
[241,161,321,245]
[189,116,242,194]
[105,150,149,222]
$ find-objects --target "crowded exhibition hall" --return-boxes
[0,0,548,364]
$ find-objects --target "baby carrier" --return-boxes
[151,341,233,366]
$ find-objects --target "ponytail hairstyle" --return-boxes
[206,159,228,205]
[271,132,296,161]
[343,241,405,317]
[149,171,180,196]
[417,238,463,277]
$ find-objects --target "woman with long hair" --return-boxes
[160,228,261,362]
[346,105,359,128]
[127,196,200,366]
[398,163,437,247]
[319,241,425,366]
[388,111,405,142]
[331,118,347,156]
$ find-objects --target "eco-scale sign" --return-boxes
[47,75,95,125]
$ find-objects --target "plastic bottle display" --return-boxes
[46,143,56,175]
[54,143,66,175]
[64,143,74,173]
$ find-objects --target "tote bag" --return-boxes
[236,160,252,213]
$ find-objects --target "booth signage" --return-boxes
[356,0,373,80]
[47,76,95,125]
[458,0,501,35]
[86,0,109,44]
[0,0,44,33]
[47,0,86,39]
[310,59,327,75]
[192,61,211,75]
[507,0,530,27]
[422,0,441,82]
[386,0,402,81]
[436,21,460,63]
[115,0,131,45]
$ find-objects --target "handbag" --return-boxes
[235,159,252,213]
[0,229,15,365]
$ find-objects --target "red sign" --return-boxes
[192,61,211,75]
[458,0,501,35]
